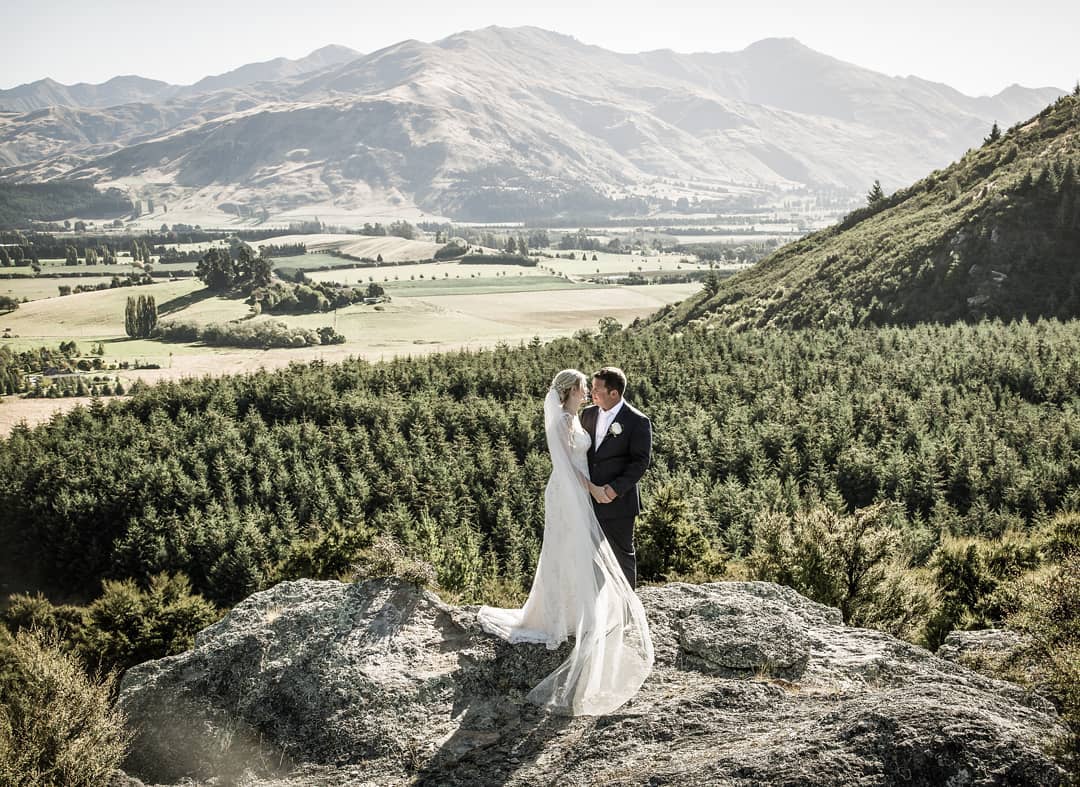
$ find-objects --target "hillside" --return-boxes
[0,180,131,225]
[665,91,1080,328]
[0,28,1063,224]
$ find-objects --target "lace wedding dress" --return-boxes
[476,388,654,715]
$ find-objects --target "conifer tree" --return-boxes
[866,180,885,206]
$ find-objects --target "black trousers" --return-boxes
[596,515,637,590]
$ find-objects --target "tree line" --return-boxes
[1,318,1078,608]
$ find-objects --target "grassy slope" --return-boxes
[665,93,1080,330]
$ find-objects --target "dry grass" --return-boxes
[0,280,201,339]
[0,278,120,304]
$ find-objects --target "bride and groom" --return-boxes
[478,367,654,716]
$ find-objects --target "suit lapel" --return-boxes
[582,405,599,461]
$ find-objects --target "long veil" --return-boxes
[477,387,653,716]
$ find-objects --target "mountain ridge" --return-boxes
[0,45,362,113]
[3,32,1063,104]
[0,28,1066,224]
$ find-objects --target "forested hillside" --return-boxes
[668,91,1080,329]
[0,181,132,227]
[0,320,1076,604]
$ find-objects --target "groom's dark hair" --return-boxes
[593,367,627,396]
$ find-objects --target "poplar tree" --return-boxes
[125,295,157,338]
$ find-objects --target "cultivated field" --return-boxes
[541,250,711,278]
[375,276,589,297]
[0,279,701,433]
[1,277,119,303]
[26,260,142,275]
[306,257,549,286]
[253,234,442,261]
[1,280,206,340]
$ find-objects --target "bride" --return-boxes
[477,369,654,715]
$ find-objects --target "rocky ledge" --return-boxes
[115,578,1067,786]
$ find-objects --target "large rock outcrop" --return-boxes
[116,578,1067,785]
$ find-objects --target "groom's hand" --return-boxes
[602,484,617,501]
[591,485,613,504]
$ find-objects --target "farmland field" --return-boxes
[252,234,442,261]
[1,277,119,303]
[307,258,549,286]
[376,276,590,297]
[30,259,143,275]
[0,280,204,340]
[0,280,701,433]
[263,253,356,271]
[541,250,712,278]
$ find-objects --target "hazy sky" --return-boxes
[3,0,1076,96]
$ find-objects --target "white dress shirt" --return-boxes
[594,398,625,450]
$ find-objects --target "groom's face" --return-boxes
[591,377,620,411]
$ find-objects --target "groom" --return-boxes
[581,367,652,590]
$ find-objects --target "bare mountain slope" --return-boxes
[0,27,1065,223]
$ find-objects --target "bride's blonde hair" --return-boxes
[551,369,587,404]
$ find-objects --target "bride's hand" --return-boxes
[590,483,612,504]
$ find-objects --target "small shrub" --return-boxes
[353,535,437,589]
[0,629,131,786]
[2,594,86,643]
[79,572,220,675]
[747,503,902,625]
[1042,511,1080,562]
[274,520,373,582]
[1009,556,1080,775]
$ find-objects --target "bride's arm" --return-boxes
[545,395,607,501]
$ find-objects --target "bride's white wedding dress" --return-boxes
[476,388,654,716]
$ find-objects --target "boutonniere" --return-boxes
[608,422,623,437]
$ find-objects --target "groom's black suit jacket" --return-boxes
[580,400,652,521]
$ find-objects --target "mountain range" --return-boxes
[0,27,1066,223]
